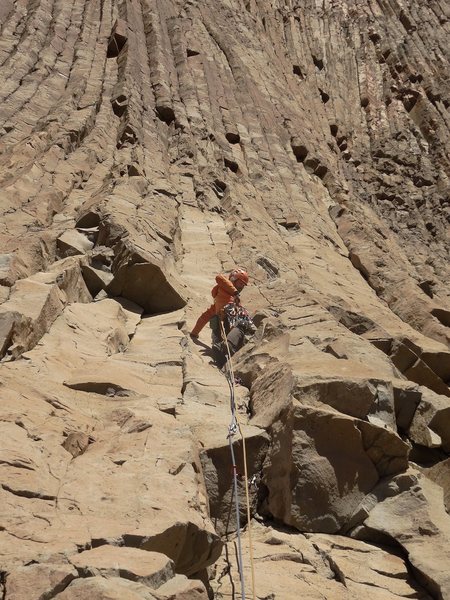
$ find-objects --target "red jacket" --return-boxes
[211,274,238,314]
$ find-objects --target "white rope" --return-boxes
[220,320,256,600]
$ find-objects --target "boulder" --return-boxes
[404,358,450,398]
[57,425,222,576]
[262,403,408,533]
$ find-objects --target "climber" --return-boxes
[190,268,249,343]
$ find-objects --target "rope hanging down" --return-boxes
[220,320,256,600]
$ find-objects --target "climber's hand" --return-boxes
[234,294,241,305]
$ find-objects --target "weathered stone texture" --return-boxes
[0,0,449,598]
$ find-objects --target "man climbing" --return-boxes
[190,268,249,342]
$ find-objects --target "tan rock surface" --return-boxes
[426,459,450,513]
[1,0,449,598]
[351,470,450,598]
[211,523,430,599]
[4,564,78,600]
[54,577,159,600]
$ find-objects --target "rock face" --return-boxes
[0,0,449,599]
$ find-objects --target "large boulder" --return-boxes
[262,403,408,533]
[241,328,409,534]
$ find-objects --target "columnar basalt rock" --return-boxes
[0,0,449,598]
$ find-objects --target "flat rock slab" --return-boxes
[70,546,174,589]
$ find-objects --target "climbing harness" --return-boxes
[222,303,257,336]
[220,319,256,600]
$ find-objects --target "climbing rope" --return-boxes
[220,320,256,600]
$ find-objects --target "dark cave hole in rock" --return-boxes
[399,11,415,33]
[107,37,126,59]
[107,20,127,58]
[399,90,420,113]
[425,222,437,236]
[315,164,328,179]
[312,55,324,71]
[319,88,330,104]
[330,124,338,137]
[431,308,450,328]
[214,179,227,192]
[361,97,369,108]
[76,212,101,229]
[117,125,137,149]
[226,132,240,144]
[279,218,300,230]
[127,165,142,177]
[155,105,175,125]
[212,179,227,198]
[304,157,319,174]
[409,73,423,84]
[418,280,435,298]
[224,158,239,173]
[111,95,128,117]
[187,48,200,57]
[293,64,304,78]
[291,143,308,163]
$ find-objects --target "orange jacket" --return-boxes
[211,274,238,314]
